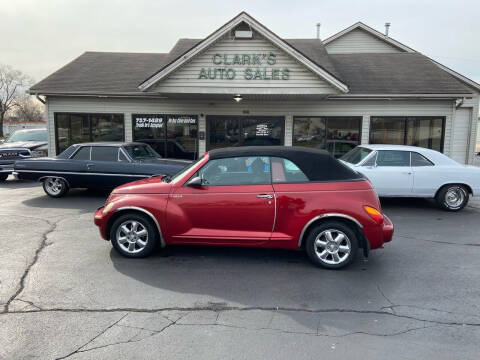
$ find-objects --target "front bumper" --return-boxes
[94,206,110,240]
[0,162,14,173]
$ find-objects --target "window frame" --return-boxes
[186,156,273,187]
[206,115,285,151]
[131,114,199,160]
[369,116,446,152]
[70,146,92,161]
[271,157,309,184]
[54,112,125,155]
[375,150,412,167]
[90,146,122,162]
[410,151,435,167]
[291,116,363,156]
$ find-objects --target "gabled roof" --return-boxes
[330,53,472,94]
[323,21,415,53]
[30,52,168,95]
[324,21,480,92]
[28,15,478,97]
[138,12,349,93]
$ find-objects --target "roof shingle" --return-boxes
[30,39,473,96]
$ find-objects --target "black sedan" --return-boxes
[14,142,190,197]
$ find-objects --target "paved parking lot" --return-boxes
[1,177,480,359]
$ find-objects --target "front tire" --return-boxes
[305,221,359,269]
[0,173,8,182]
[110,213,158,258]
[436,184,469,211]
[43,177,69,198]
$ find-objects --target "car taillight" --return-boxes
[364,206,384,224]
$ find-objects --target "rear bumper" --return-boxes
[94,207,109,240]
[363,214,394,250]
[382,215,394,243]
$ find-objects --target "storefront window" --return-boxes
[370,117,445,152]
[132,114,198,160]
[55,113,124,154]
[208,116,284,149]
[293,116,361,157]
[91,114,124,142]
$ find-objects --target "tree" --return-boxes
[0,64,34,137]
[13,97,45,123]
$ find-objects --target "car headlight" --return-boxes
[31,150,48,158]
[103,202,116,214]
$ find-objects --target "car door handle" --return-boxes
[87,163,95,170]
[257,194,273,199]
[402,171,412,175]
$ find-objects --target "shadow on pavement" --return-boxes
[22,188,110,212]
[0,178,40,189]
[109,243,382,312]
[380,197,440,210]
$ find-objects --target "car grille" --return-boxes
[0,149,31,160]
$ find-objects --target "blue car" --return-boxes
[14,142,190,197]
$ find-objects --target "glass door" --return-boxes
[207,116,284,150]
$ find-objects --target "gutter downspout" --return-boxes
[35,93,46,104]
[455,97,465,109]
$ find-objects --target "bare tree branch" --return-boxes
[0,64,35,137]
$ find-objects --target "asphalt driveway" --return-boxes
[1,178,480,359]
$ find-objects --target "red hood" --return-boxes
[112,176,172,194]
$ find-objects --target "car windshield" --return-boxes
[7,129,47,142]
[340,147,373,164]
[123,144,160,160]
[167,156,204,184]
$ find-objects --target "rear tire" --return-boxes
[305,221,359,269]
[436,184,469,211]
[0,173,8,182]
[110,213,158,258]
[43,177,69,198]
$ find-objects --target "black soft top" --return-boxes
[208,146,362,182]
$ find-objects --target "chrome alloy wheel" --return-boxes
[314,229,351,265]
[445,186,466,209]
[44,177,64,195]
[116,220,149,254]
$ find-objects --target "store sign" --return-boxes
[134,115,164,129]
[133,114,198,129]
[168,116,197,125]
[198,52,290,81]
[255,124,270,136]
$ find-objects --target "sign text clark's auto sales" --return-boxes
[198,52,290,80]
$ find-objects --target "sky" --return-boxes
[1,0,480,84]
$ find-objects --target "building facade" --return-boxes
[30,13,480,163]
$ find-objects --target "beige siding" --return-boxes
[46,96,455,159]
[325,28,404,54]
[451,108,472,163]
[152,35,338,95]
[361,115,370,144]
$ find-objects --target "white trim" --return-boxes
[323,22,415,53]
[138,12,349,93]
[427,59,480,92]
[328,93,469,99]
[15,169,149,178]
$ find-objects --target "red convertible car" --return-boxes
[94,147,393,269]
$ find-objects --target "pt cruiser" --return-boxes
[94,147,393,269]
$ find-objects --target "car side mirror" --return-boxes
[187,176,203,187]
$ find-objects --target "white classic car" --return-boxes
[340,144,480,211]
